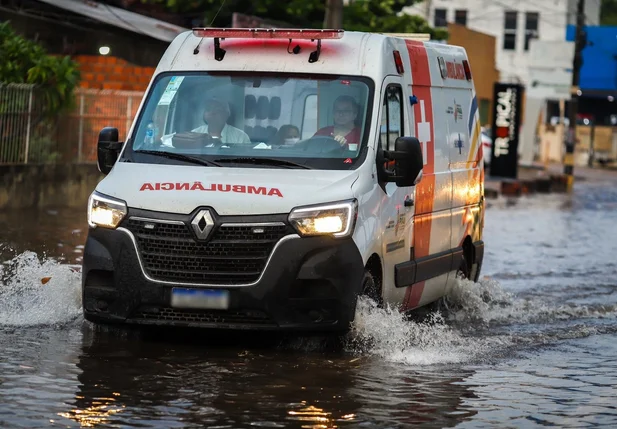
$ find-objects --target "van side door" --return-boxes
[395,44,452,312]
[378,78,415,308]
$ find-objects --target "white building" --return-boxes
[404,0,600,85]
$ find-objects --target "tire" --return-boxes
[361,269,383,306]
[456,252,471,281]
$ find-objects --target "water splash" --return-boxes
[0,251,82,327]
[444,277,617,327]
[2,248,615,361]
[345,297,511,366]
[346,276,617,366]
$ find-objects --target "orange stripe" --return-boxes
[403,40,435,311]
[458,207,473,247]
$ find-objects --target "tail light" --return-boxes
[463,60,472,81]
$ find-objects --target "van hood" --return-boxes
[96,163,359,215]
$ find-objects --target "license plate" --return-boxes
[170,288,229,310]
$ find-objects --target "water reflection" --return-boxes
[457,334,617,428]
[3,177,617,428]
[61,328,481,428]
[0,207,86,265]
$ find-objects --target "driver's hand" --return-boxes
[334,135,347,146]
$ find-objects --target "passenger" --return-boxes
[272,125,301,146]
[313,95,362,148]
[192,97,251,144]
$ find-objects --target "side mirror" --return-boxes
[386,136,424,187]
[97,127,123,175]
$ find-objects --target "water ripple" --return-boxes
[1,179,617,427]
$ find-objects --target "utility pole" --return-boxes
[564,0,586,192]
[324,0,344,29]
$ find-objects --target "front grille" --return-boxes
[133,307,275,326]
[124,218,292,284]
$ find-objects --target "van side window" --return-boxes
[379,85,404,151]
[379,96,388,150]
[387,86,404,150]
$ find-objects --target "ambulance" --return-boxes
[83,28,485,333]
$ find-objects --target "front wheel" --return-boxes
[360,269,383,307]
[456,252,471,281]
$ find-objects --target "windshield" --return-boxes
[123,72,374,170]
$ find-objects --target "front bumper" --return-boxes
[81,209,364,333]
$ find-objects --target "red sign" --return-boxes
[496,126,509,138]
[139,182,283,198]
[445,61,466,80]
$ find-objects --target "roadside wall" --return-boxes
[0,164,102,210]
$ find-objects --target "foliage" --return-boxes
[600,0,617,25]
[343,0,448,39]
[138,0,447,39]
[27,122,62,163]
[0,21,80,114]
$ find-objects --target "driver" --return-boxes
[313,95,362,148]
[192,97,251,144]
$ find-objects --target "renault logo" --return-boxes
[191,209,214,240]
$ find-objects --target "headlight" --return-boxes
[87,191,127,229]
[288,199,358,238]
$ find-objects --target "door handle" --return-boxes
[404,196,414,207]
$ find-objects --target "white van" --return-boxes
[84,28,485,333]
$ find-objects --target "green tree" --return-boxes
[343,0,447,39]
[601,0,617,25]
[139,0,446,39]
[0,21,80,114]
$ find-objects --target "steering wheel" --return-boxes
[171,131,220,150]
[299,136,345,154]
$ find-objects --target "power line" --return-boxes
[414,0,600,30]
[101,2,150,38]
[208,0,228,27]
[468,0,593,28]
[0,4,124,37]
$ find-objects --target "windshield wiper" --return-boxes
[134,150,221,167]
[213,157,311,169]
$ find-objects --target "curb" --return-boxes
[485,174,570,199]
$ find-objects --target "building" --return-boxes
[534,24,617,167]
[447,23,499,126]
[0,0,188,90]
[0,0,190,164]
[404,0,600,85]
[565,25,617,126]
[566,25,617,165]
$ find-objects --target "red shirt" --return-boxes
[314,126,362,148]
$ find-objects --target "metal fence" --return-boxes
[0,84,45,164]
[0,84,144,164]
[59,88,144,163]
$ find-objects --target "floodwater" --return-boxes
[1,176,617,428]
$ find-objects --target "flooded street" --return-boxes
[2,176,617,428]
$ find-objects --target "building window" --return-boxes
[434,9,447,28]
[503,11,518,51]
[524,12,539,51]
[455,10,467,26]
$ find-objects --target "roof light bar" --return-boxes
[192,28,344,63]
[192,28,344,40]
